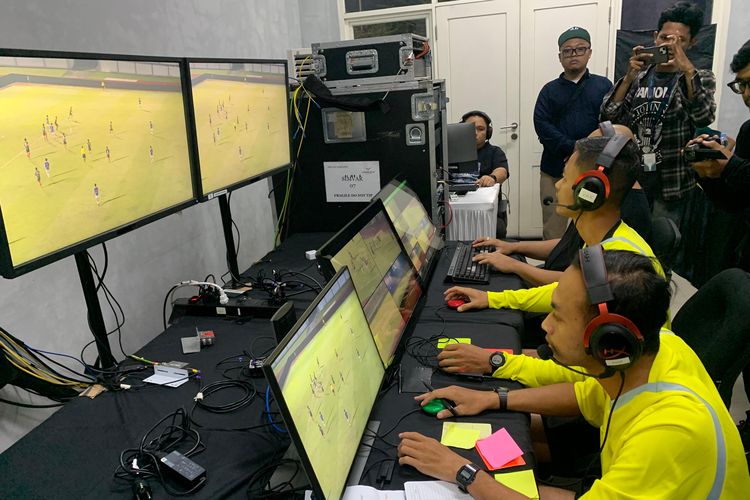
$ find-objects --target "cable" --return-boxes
[246,457,309,499]
[193,379,257,414]
[265,386,287,434]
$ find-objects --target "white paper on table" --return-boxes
[342,485,406,499]
[404,480,471,499]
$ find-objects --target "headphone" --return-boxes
[579,244,644,371]
[571,121,631,211]
[461,110,493,140]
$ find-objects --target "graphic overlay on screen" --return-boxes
[188,61,290,196]
[380,180,439,279]
[268,268,384,500]
[328,208,422,366]
[0,55,193,270]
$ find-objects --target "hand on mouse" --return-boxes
[438,344,494,374]
[443,287,489,312]
[415,385,497,419]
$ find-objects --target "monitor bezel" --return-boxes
[0,48,199,279]
[262,266,381,500]
[185,57,293,201]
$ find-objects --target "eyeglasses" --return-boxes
[727,79,750,94]
[560,46,590,58]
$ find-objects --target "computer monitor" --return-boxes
[447,122,478,174]
[187,59,291,199]
[376,178,443,282]
[0,49,196,278]
[263,267,384,500]
[317,200,422,367]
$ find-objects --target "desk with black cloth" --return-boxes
[356,239,534,491]
[0,233,532,498]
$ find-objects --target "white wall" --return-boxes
[0,0,338,453]
[716,1,750,136]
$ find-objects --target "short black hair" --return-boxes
[658,2,704,39]
[730,39,750,74]
[572,250,670,355]
[573,136,640,206]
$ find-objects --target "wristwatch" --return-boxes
[489,351,506,371]
[489,173,498,183]
[456,463,480,492]
[495,386,510,411]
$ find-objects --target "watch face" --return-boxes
[490,352,504,368]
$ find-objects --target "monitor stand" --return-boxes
[74,251,117,369]
[346,420,381,487]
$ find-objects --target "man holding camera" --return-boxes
[534,27,612,240]
[600,2,716,279]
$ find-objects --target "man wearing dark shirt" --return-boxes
[461,110,509,187]
[601,2,716,281]
[534,26,613,240]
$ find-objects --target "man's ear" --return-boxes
[688,36,698,49]
[653,30,659,44]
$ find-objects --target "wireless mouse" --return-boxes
[447,299,465,310]
[422,399,448,415]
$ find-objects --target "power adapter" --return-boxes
[156,451,206,488]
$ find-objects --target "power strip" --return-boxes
[171,296,283,319]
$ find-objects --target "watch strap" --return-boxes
[495,386,509,411]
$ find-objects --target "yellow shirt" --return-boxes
[486,221,664,313]
[576,331,750,499]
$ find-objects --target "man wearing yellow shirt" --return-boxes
[398,248,750,498]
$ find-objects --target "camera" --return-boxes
[682,143,727,162]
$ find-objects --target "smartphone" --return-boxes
[638,45,670,65]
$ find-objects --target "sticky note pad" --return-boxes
[475,428,523,470]
[499,455,526,469]
[440,422,492,449]
[494,470,539,499]
[437,337,471,348]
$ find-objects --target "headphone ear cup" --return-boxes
[486,122,493,140]
[572,175,607,211]
[584,314,643,370]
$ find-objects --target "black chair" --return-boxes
[672,268,750,408]
[649,216,681,277]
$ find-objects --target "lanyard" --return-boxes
[645,66,681,127]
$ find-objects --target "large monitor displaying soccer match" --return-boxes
[0,50,196,277]
[317,200,422,367]
[264,267,384,500]
[377,179,442,281]
[188,59,291,198]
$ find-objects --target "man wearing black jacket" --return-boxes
[534,26,612,239]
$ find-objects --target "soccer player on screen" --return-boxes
[62,133,67,149]
[109,121,114,134]
[42,124,48,142]
[34,168,42,186]
[43,158,50,177]
[87,138,92,152]
[149,120,154,134]
[94,184,101,206]
[24,138,30,158]
[69,106,73,118]
[149,145,154,162]
[81,146,87,163]
[105,145,111,162]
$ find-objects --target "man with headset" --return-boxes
[398,248,750,498]
[443,124,660,350]
[461,110,509,188]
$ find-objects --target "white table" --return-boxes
[446,184,500,241]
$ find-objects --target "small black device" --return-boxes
[449,184,479,195]
[683,143,727,162]
[158,450,206,489]
[456,463,481,493]
[638,45,670,65]
[270,301,297,344]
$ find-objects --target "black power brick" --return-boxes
[157,451,206,488]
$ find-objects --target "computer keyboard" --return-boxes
[444,242,490,284]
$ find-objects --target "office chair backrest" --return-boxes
[649,216,681,276]
[672,268,750,407]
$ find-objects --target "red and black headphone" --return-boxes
[461,110,493,140]
[571,121,631,211]
[579,244,644,370]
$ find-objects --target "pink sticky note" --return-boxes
[475,428,524,471]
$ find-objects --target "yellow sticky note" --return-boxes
[437,337,471,349]
[494,470,539,499]
[440,422,492,449]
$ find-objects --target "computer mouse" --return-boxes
[447,299,465,310]
[421,398,448,415]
